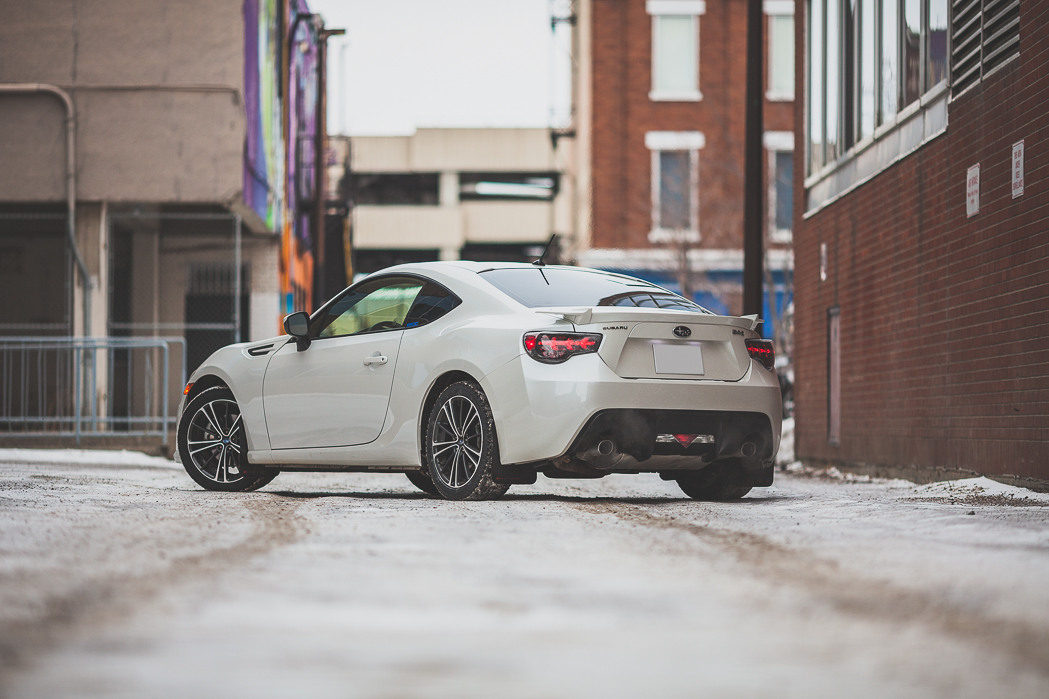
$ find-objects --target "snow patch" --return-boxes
[780,460,911,487]
[906,477,1049,504]
[775,417,794,464]
[0,448,179,469]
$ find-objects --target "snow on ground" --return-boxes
[0,447,179,469]
[905,476,1049,505]
[1,448,1048,698]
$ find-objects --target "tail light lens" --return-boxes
[745,339,775,371]
[523,332,602,363]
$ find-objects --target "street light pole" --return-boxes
[314,22,345,307]
[742,0,765,319]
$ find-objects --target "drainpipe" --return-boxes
[0,83,92,337]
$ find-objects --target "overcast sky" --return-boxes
[307,0,572,136]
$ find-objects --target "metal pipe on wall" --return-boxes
[0,83,92,337]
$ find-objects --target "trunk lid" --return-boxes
[539,307,757,381]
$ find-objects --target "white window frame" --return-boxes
[765,1,795,102]
[764,131,794,244]
[646,131,704,243]
[647,1,706,102]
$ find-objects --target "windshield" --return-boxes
[478,267,711,313]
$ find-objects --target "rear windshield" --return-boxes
[478,267,711,313]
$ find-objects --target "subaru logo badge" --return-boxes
[673,326,691,338]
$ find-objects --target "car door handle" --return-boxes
[363,355,388,365]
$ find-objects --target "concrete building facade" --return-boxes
[0,0,323,354]
[348,128,573,274]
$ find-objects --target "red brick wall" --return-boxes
[793,0,1049,480]
[590,0,794,252]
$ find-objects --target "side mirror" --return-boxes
[283,311,311,351]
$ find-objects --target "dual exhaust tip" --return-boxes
[577,439,620,469]
[577,434,762,469]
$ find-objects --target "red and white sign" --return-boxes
[966,164,980,218]
[1012,140,1025,199]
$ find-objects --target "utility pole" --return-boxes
[742,0,764,318]
[314,21,345,306]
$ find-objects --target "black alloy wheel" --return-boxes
[177,386,278,492]
[424,381,509,501]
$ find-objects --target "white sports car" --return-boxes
[175,261,781,500]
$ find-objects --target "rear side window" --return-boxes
[405,282,462,328]
[478,267,710,313]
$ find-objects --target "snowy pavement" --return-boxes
[1,449,1049,698]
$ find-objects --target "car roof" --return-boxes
[374,259,645,280]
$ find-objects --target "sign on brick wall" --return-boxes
[1012,141,1025,199]
[966,164,980,217]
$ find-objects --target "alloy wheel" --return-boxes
[186,398,247,484]
[430,395,483,489]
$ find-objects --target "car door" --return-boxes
[262,277,426,450]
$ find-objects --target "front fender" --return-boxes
[180,338,287,452]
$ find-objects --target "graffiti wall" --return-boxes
[283,0,319,313]
[243,0,319,317]
[242,0,285,232]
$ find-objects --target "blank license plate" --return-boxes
[653,343,705,375]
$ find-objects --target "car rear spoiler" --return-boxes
[533,307,763,331]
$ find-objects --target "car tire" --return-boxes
[177,386,279,492]
[405,470,441,496]
[424,380,510,501]
[675,462,752,501]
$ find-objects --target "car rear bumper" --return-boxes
[481,353,782,467]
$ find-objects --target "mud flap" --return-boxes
[743,462,774,487]
[493,463,538,485]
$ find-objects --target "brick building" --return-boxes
[794,0,1048,484]
[574,0,795,322]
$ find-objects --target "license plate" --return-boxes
[652,343,705,375]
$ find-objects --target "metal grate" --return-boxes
[187,263,250,296]
[951,0,1020,98]
[982,0,1021,75]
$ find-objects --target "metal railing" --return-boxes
[0,336,186,441]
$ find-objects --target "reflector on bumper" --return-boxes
[656,434,716,447]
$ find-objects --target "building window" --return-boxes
[766,2,795,101]
[647,1,705,101]
[806,0,952,176]
[951,0,1020,97]
[659,152,692,230]
[646,131,704,241]
[351,173,439,206]
[459,173,559,201]
[765,132,794,243]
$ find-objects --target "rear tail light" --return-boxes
[523,332,602,363]
[745,339,775,371]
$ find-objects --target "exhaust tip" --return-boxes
[596,439,614,456]
[741,441,757,458]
